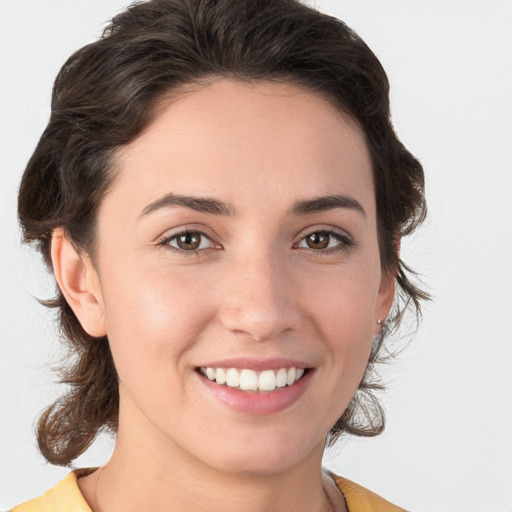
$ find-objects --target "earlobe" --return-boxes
[51,227,107,338]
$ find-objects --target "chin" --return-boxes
[196,427,323,477]
[208,452,301,477]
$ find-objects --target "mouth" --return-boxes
[197,366,309,392]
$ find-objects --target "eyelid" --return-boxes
[155,224,354,255]
[293,226,355,252]
[157,226,222,254]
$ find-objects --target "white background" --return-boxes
[1,1,511,511]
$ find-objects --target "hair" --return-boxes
[18,0,428,466]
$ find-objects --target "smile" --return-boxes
[199,366,306,392]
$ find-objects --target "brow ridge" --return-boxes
[140,193,236,217]
[140,192,365,218]
[292,194,366,216]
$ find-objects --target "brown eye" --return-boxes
[297,230,352,252]
[176,233,201,250]
[305,232,330,249]
[167,231,212,251]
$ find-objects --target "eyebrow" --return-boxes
[140,193,236,217]
[140,192,365,218]
[292,194,366,217]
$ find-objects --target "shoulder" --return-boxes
[10,469,95,512]
[333,475,408,512]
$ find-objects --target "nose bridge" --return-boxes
[218,247,299,342]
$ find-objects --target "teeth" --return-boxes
[276,368,287,388]
[240,369,258,391]
[258,370,276,391]
[226,368,240,387]
[286,367,296,385]
[201,366,307,392]
[216,368,226,385]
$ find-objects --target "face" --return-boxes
[81,80,394,476]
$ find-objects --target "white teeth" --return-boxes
[216,368,226,385]
[258,370,276,391]
[200,366,307,392]
[276,368,287,388]
[239,369,258,391]
[226,368,240,388]
[286,367,296,385]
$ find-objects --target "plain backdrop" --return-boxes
[1,1,511,511]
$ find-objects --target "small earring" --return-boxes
[377,319,382,325]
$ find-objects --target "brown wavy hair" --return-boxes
[18,0,428,466]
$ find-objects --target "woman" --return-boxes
[12,0,427,510]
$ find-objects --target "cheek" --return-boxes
[317,304,374,392]
[99,261,217,378]
[297,260,380,373]
[302,260,379,329]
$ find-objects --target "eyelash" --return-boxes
[295,229,354,254]
[157,228,354,256]
[157,229,218,256]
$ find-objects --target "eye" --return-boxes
[296,230,353,252]
[160,230,215,252]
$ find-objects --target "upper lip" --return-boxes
[196,357,312,372]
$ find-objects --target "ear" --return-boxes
[51,227,107,338]
[375,269,396,334]
[375,237,401,333]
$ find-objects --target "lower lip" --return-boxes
[198,370,312,415]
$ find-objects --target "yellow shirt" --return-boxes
[12,469,406,512]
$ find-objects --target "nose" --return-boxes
[217,251,302,342]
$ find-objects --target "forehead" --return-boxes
[109,79,374,218]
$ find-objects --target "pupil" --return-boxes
[178,233,200,250]
[308,232,328,249]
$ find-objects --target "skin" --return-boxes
[51,79,395,512]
